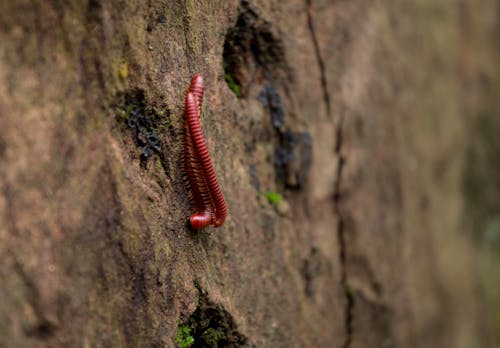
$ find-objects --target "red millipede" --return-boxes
[183,74,227,229]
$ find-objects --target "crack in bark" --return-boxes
[306,0,331,115]
[333,118,353,348]
[305,1,352,343]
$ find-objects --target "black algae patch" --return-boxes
[258,83,285,133]
[258,83,313,189]
[115,89,166,168]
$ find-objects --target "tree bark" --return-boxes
[0,0,499,347]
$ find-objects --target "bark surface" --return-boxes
[0,1,499,347]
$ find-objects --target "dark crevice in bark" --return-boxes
[338,219,354,348]
[181,283,248,347]
[307,0,352,339]
[306,0,331,115]
[333,117,353,348]
[222,0,289,98]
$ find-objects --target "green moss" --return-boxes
[224,71,241,97]
[264,191,283,204]
[118,62,129,79]
[176,325,194,348]
[202,327,225,345]
[116,106,130,123]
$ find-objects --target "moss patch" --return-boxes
[223,68,241,97]
[176,325,195,348]
[264,191,282,204]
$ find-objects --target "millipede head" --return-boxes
[188,211,213,230]
[189,74,204,105]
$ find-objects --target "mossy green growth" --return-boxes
[223,63,241,97]
[118,62,128,79]
[264,191,283,204]
[202,327,225,345]
[115,106,130,123]
[176,325,194,348]
[225,73,240,96]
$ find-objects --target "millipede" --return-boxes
[182,74,227,229]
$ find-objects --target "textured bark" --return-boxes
[0,0,499,347]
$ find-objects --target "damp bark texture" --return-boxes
[1,1,499,347]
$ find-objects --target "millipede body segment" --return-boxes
[183,74,227,229]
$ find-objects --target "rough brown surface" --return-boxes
[0,0,499,347]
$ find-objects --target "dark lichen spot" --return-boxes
[275,130,312,189]
[258,83,313,189]
[257,84,285,133]
[183,287,247,347]
[115,90,171,171]
[248,164,260,191]
[146,13,167,32]
[157,14,167,24]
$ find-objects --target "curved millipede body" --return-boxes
[183,74,227,229]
